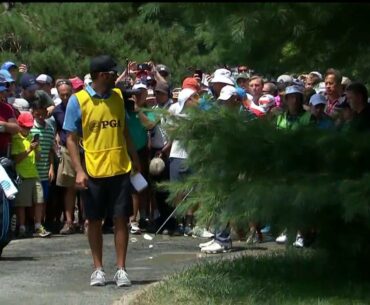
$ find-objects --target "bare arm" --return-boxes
[66,132,88,189]
[48,148,55,182]
[0,118,20,135]
[137,111,156,130]
[46,105,56,118]
[115,61,137,85]
[148,61,167,84]
[13,141,39,164]
[124,125,141,173]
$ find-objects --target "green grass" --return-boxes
[132,250,370,305]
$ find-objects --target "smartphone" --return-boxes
[195,69,203,78]
[32,134,40,142]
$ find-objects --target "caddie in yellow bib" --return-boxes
[63,55,141,287]
[75,87,131,178]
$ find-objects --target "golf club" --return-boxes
[143,187,194,241]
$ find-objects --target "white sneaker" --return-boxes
[113,268,132,287]
[199,239,215,248]
[192,226,215,238]
[293,235,304,248]
[201,240,232,254]
[90,269,106,286]
[200,229,214,238]
[130,222,141,235]
[276,233,287,244]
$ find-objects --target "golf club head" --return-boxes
[143,233,154,241]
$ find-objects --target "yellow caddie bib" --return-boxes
[75,88,132,178]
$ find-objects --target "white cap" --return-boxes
[36,74,52,84]
[177,88,197,113]
[214,68,232,78]
[277,74,293,83]
[258,94,276,110]
[84,73,92,86]
[341,76,351,86]
[11,98,30,112]
[285,85,304,95]
[218,85,237,101]
[50,87,59,99]
[317,82,326,94]
[210,68,234,85]
[309,93,326,106]
[310,71,322,80]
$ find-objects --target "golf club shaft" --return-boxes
[155,188,193,235]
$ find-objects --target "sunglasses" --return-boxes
[102,71,118,77]
[56,80,72,87]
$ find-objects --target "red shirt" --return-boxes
[0,102,16,156]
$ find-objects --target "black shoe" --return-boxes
[139,218,151,231]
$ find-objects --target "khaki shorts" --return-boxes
[15,178,44,207]
[56,146,76,188]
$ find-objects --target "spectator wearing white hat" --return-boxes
[306,71,322,93]
[277,74,293,85]
[249,94,277,118]
[341,76,351,92]
[20,73,55,117]
[209,68,235,98]
[217,85,238,109]
[168,88,200,236]
[36,74,53,98]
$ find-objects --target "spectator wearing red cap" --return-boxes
[182,77,200,92]
[11,111,51,238]
[69,76,84,93]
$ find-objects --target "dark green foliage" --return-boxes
[164,107,370,272]
[1,3,370,84]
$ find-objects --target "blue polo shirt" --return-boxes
[63,85,112,136]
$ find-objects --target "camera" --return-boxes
[137,63,150,71]
[194,69,203,79]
